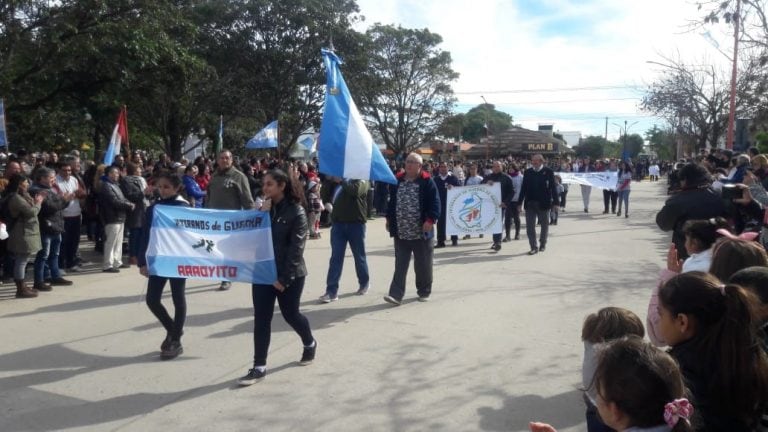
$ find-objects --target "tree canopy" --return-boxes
[0,1,457,161]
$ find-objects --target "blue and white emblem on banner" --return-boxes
[146,206,277,284]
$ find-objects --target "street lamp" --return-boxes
[612,121,638,161]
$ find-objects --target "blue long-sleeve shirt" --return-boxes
[183,175,206,208]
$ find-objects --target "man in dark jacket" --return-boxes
[99,166,134,272]
[482,160,514,251]
[318,177,371,303]
[29,167,74,290]
[656,163,726,259]
[518,154,559,255]
[384,152,440,305]
[433,161,461,248]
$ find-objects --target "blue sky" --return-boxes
[354,0,734,142]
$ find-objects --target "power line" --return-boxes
[455,85,644,95]
[456,97,641,105]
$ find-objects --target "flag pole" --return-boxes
[123,105,130,156]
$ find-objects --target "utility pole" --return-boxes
[726,0,740,150]
[605,117,608,142]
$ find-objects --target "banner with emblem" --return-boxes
[557,172,618,190]
[146,206,277,284]
[446,183,503,236]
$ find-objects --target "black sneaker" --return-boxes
[539,245,546,252]
[237,368,266,386]
[528,248,539,255]
[299,341,316,366]
[160,340,183,360]
[161,333,172,351]
[491,242,501,251]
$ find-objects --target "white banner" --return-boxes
[558,172,618,190]
[446,184,503,236]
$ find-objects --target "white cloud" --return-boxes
[354,0,736,140]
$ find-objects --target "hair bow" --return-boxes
[664,398,694,427]
[716,228,759,242]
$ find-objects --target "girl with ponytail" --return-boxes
[658,272,768,431]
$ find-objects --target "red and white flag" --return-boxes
[104,106,128,165]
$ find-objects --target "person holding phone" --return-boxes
[383,152,440,305]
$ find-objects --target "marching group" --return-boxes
[3,144,768,432]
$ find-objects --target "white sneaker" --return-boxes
[356,284,369,295]
[318,294,338,303]
[383,295,401,306]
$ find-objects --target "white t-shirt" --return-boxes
[56,175,82,217]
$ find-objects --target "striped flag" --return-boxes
[318,49,396,184]
[245,120,279,149]
[104,106,128,165]
[215,115,223,154]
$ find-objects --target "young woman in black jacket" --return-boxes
[137,172,190,360]
[238,168,315,386]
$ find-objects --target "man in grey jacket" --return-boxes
[206,150,254,290]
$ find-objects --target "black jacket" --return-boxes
[433,174,461,209]
[137,195,189,268]
[270,198,308,288]
[481,172,514,203]
[386,170,440,239]
[656,186,726,258]
[98,179,134,224]
[120,175,147,229]
[518,167,559,210]
[29,183,67,234]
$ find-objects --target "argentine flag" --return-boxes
[146,206,277,284]
[245,120,278,149]
[319,49,396,184]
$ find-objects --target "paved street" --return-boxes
[0,180,671,432]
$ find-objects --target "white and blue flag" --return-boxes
[319,49,397,184]
[0,99,7,149]
[299,134,317,152]
[146,206,277,284]
[245,120,279,149]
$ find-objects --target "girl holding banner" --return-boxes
[238,169,315,386]
[138,172,190,360]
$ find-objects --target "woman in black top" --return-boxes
[238,169,315,386]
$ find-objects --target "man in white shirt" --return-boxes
[56,157,87,272]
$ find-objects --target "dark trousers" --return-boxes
[525,202,550,250]
[60,216,81,268]
[436,209,457,245]
[389,237,433,300]
[128,227,142,258]
[560,190,568,209]
[251,277,313,367]
[145,275,187,340]
[505,203,520,237]
[602,190,618,213]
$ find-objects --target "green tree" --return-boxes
[461,104,513,143]
[350,24,458,155]
[624,133,645,158]
[574,136,608,159]
[193,0,361,157]
[0,0,203,155]
[645,125,677,160]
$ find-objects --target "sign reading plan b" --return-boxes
[146,206,277,284]
[446,183,503,236]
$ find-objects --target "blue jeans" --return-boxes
[35,233,62,283]
[325,222,369,297]
[617,190,630,214]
